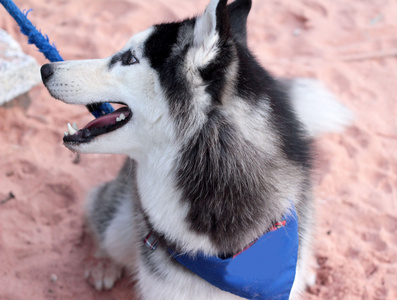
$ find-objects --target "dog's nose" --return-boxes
[40,63,54,84]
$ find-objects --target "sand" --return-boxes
[1,0,396,299]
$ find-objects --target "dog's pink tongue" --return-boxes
[84,107,130,129]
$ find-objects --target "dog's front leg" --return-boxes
[84,158,139,291]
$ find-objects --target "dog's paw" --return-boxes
[85,257,124,291]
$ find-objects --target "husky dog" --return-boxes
[41,0,352,298]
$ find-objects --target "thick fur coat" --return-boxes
[41,0,352,298]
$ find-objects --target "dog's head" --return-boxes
[41,0,253,158]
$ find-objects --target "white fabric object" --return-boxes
[0,29,41,105]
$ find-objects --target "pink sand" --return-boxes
[1,0,396,299]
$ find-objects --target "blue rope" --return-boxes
[0,0,114,117]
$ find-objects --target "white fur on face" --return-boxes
[44,27,180,158]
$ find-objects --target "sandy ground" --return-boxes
[1,0,396,299]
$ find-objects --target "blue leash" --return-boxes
[0,0,114,118]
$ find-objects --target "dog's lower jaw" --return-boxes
[62,140,91,154]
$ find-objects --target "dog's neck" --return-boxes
[133,146,221,255]
[130,125,296,255]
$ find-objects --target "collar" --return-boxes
[144,205,298,300]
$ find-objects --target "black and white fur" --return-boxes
[41,0,352,299]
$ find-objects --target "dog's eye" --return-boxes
[122,51,138,66]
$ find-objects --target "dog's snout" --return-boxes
[40,63,54,84]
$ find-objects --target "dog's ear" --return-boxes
[191,0,230,67]
[194,0,229,45]
[227,0,252,47]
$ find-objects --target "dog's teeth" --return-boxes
[67,123,77,135]
[64,132,69,136]
[115,113,126,123]
[72,122,79,131]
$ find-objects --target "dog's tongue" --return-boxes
[84,106,130,129]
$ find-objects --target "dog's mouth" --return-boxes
[63,103,132,144]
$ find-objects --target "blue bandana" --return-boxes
[169,206,299,299]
